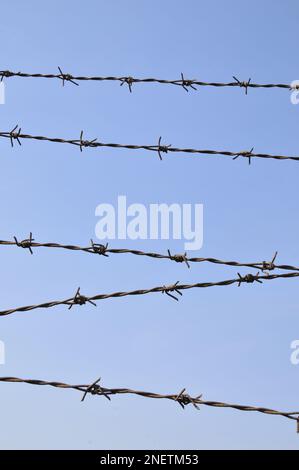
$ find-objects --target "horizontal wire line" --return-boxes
[0,69,296,92]
[1,127,299,162]
[1,271,299,317]
[2,237,299,272]
[0,376,298,425]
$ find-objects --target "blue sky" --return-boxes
[0,0,298,450]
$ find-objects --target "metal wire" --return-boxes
[1,126,299,163]
[3,237,298,273]
[0,376,297,428]
[0,69,297,94]
[2,68,298,435]
[1,271,299,317]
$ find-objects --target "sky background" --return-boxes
[0,0,298,450]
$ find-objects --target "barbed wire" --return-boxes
[0,376,297,429]
[3,236,299,274]
[1,271,299,317]
[0,69,298,94]
[0,126,299,163]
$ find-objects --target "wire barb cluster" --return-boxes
[237,272,263,286]
[232,147,255,165]
[8,125,22,147]
[57,66,79,87]
[233,76,252,95]
[1,127,299,163]
[167,249,190,268]
[13,232,34,255]
[162,281,183,301]
[68,287,97,310]
[0,376,298,429]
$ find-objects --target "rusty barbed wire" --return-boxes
[0,69,298,94]
[1,126,299,163]
[2,237,299,274]
[1,271,299,317]
[0,376,298,429]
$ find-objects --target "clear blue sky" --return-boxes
[0,0,298,450]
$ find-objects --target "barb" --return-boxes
[68,287,97,310]
[162,281,183,301]
[79,130,97,152]
[180,73,197,92]
[89,240,109,257]
[13,232,34,255]
[237,272,263,287]
[80,377,111,403]
[8,125,22,147]
[0,70,14,81]
[0,127,299,162]
[0,69,298,93]
[262,251,278,274]
[120,76,135,93]
[0,376,298,428]
[1,238,297,273]
[167,249,190,268]
[81,377,102,402]
[157,136,171,160]
[233,76,251,95]
[1,271,299,317]
[233,147,254,165]
[57,67,79,87]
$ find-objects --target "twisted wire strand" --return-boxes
[1,127,299,162]
[2,237,299,273]
[1,271,299,317]
[0,376,298,425]
[0,69,297,92]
